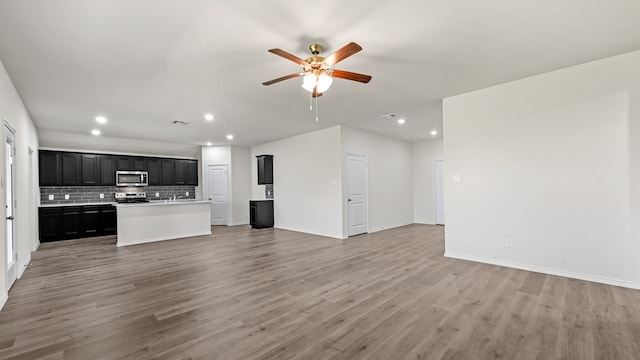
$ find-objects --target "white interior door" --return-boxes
[207,165,228,226]
[434,160,445,225]
[5,124,16,289]
[347,155,368,236]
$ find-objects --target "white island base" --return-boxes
[116,200,211,247]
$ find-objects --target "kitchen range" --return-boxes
[115,171,149,203]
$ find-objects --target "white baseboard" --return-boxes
[0,292,7,312]
[17,253,32,279]
[445,252,639,290]
[368,222,412,234]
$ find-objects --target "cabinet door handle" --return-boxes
[348,199,352,202]
[6,216,14,220]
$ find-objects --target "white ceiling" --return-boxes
[1,0,640,152]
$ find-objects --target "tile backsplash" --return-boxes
[40,185,196,205]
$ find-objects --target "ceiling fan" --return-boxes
[262,42,372,97]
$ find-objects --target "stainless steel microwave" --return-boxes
[116,171,148,187]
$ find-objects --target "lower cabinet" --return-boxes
[250,200,274,229]
[39,205,117,242]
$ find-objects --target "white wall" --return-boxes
[0,59,40,309]
[341,126,413,235]
[200,145,251,226]
[412,139,444,224]
[230,146,250,225]
[251,126,343,239]
[443,50,640,288]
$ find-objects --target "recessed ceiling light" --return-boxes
[91,129,101,136]
[226,134,234,140]
[206,142,212,146]
[397,118,406,124]
[95,116,107,124]
[204,113,214,121]
[430,130,438,136]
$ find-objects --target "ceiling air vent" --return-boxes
[172,120,190,125]
[379,114,397,120]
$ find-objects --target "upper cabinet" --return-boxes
[160,159,174,185]
[38,150,198,187]
[39,151,61,186]
[61,153,82,186]
[174,160,187,185]
[147,158,161,186]
[81,154,100,185]
[186,160,198,186]
[257,155,273,185]
[99,155,116,186]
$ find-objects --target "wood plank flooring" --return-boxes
[1,224,639,359]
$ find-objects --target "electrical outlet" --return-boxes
[99,193,104,199]
[155,192,159,197]
[506,238,513,248]
[64,194,70,200]
[48,194,54,200]
[186,191,189,196]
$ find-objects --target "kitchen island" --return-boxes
[116,200,211,247]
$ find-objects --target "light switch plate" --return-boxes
[48,194,54,200]
[186,192,189,196]
[155,192,159,197]
[99,193,104,199]
[64,194,70,200]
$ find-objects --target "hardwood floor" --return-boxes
[1,224,639,359]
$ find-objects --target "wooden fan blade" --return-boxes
[267,48,308,66]
[331,69,372,83]
[324,42,362,66]
[262,73,302,86]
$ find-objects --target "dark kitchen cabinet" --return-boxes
[161,159,174,185]
[61,206,82,239]
[38,150,198,186]
[250,200,274,229]
[39,205,117,242]
[81,206,101,237]
[132,157,147,171]
[39,151,61,186]
[147,158,161,186]
[116,156,132,171]
[186,160,198,186]
[81,154,100,185]
[99,155,116,186]
[256,155,273,185]
[38,207,61,242]
[101,205,117,235]
[174,160,187,185]
[62,153,82,186]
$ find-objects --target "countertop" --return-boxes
[115,199,210,208]
[39,202,117,208]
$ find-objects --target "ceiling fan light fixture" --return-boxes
[301,73,333,93]
[316,74,333,93]
[301,73,317,92]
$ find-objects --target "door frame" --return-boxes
[4,121,17,290]
[206,164,229,226]
[345,154,369,237]
[433,159,445,225]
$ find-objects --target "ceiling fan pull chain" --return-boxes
[309,90,313,111]
[315,95,319,122]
